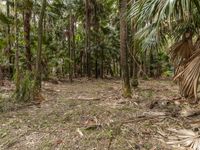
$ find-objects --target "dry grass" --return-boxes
[0,78,199,150]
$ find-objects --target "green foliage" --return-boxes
[162,70,173,77]
[0,0,177,104]
[0,11,12,25]
[15,71,34,102]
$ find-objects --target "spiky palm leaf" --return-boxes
[166,128,200,150]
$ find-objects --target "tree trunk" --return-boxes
[68,14,73,83]
[24,0,32,71]
[95,58,98,79]
[131,0,138,87]
[6,0,13,78]
[116,60,119,77]
[35,0,46,90]
[85,0,91,77]
[33,0,37,28]
[14,0,20,93]
[71,15,76,78]
[80,51,84,77]
[0,66,3,81]
[113,59,116,76]
[120,0,132,97]
[100,49,104,79]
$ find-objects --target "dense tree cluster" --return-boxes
[0,0,176,101]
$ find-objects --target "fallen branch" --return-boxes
[111,111,167,126]
[180,109,200,117]
[68,97,101,101]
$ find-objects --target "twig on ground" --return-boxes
[68,97,101,101]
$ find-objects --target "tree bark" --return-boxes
[71,15,76,78]
[100,49,104,79]
[68,14,73,83]
[120,0,132,97]
[6,0,13,78]
[14,0,20,93]
[85,0,91,77]
[131,0,138,87]
[35,0,47,90]
[23,0,32,71]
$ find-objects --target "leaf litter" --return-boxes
[0,78,200,149]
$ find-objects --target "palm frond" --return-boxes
[166,128,200,150]
[194,37,200,49]
[169,33,194,67]
[174,50,200,99]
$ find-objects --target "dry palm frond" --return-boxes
[170,32,200,100]
[166,128,200,150]
[174,50,200,100]
[194,37,200,49]
[169,34,194,68]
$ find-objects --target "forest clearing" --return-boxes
[1,78,200,150]
[1,0,200,149]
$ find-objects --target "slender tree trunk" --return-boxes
[85,0,91,77]
[80,51,83,77]
[6,0,12,78]
[131,0,138,87]
[95,58,98,79]
[68,14,73,83]
[68,35,72,82]
[120,0,132,97]
[130,55,133,77]
[14,0,20,93]
[116,60,119,77]
[71,15,76,78]
[0,66,3,81]
[24,0,32,71]
[33,0,37,28]
[95,44,98,79]
[100,49,104,78]
[35,0,47,90]
[113,59,116,76]
[94,1,99,79]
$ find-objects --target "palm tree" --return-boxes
[129,0,200,102]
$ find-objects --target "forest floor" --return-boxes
[0,78,200,150]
